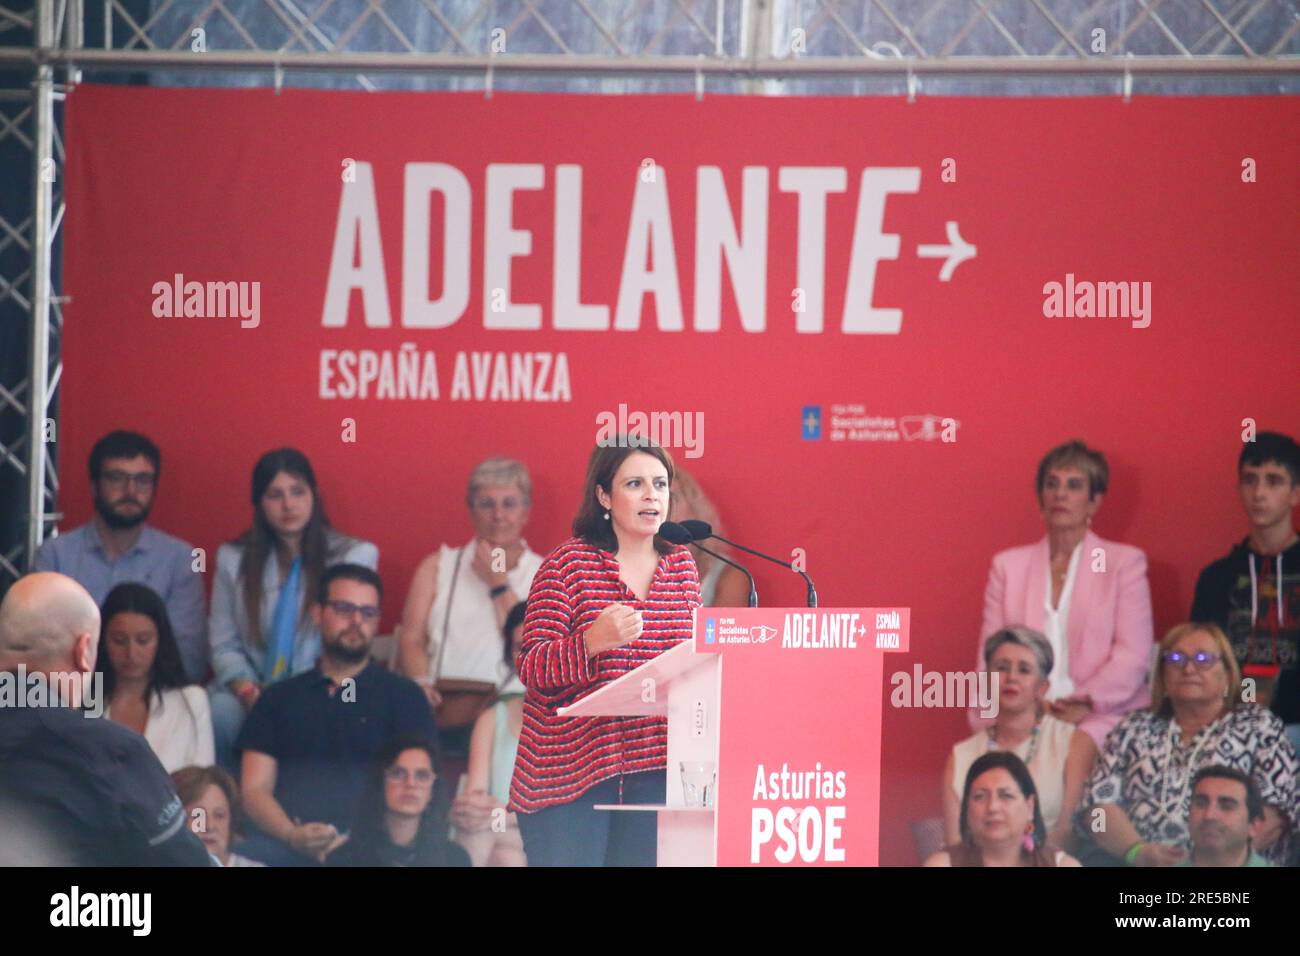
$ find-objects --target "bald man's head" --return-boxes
[0,572,101,672]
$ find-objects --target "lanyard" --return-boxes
[1159,718,1212,819]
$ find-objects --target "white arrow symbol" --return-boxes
[917,221,977,281]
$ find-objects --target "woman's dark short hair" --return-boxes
[171,765,246,838]
[88,430,160,482]
[959,751,1047,851]
[572,438,677,556]
[1035,440,1108,499]
[96,582,189,700]
[1191,765,1264,821]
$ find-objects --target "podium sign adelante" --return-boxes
[694,607,910,866]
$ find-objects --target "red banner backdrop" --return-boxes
[63,86,1298,865]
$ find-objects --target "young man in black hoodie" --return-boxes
[1191,432,1300,754]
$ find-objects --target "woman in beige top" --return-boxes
[395,458,542,755]
[943,626,1096,851]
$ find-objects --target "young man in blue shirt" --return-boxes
[236,563,436,865]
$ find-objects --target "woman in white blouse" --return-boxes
[945,626,1095,851]
[396,458,543,757]
[100,582,214,772]
[977,440,1154,749]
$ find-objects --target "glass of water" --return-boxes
[680,761,717,808]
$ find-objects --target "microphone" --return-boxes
[659,521,758,608]
[680,520,818,609]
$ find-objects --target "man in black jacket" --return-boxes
[0,572,213,866]
[1192,433,1300,754]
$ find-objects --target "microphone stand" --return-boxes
[709,534,818,609]
[694,542,758,608]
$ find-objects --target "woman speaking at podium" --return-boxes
[508,439,700,866]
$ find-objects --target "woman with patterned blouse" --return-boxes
[1086,622,1299,866]
[508,440,701,866]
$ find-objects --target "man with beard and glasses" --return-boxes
[34,431,208,683]
[234,564,436,865]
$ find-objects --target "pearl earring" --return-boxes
[603,509,610,521]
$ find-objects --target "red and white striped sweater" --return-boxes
[508,537,701,812]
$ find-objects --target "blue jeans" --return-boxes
[208,682,246,774]
[517,771,665,867]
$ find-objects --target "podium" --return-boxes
[559,607,910,866]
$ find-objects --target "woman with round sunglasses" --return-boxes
[1083,622,1300,866]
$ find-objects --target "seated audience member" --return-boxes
[0,573,211,866]
[326,739,470,868]
[925,751,1080,867]
[451,601,527,866]
[34,430,208,683]
[978,440,1154,749]
[236,564,435,866]
[172,765,264,867]
[208,448,378,769]
[944,626,1095,850]
[396,457,543,759]
[669,469,751,607]
[1191,432,1300,755]
[1084,622,1299,866]
[1180,766,1274,868]
[100,583,214,773]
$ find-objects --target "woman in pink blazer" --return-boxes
[978,441,1155,752]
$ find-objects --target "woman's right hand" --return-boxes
[582,603,643,658]
[451,790,499,833]
[289,822,340,861]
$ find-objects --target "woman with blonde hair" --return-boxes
[396,457,543,758]
[978,440,1154,748]
[670,468,750,608]
[1084,622,1300,866]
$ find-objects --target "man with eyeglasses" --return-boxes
[33,430,208,683]
[235,564,436,866]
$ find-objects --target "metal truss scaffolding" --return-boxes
[1,0,1297,593]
